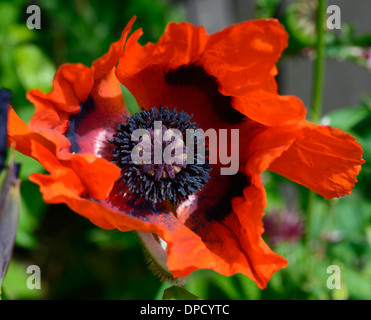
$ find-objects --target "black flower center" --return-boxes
[108,106,211,205]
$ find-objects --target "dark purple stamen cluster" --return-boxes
[108,106,211,205]
[138,125,187,181]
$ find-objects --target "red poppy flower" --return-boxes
[7,17,364,289]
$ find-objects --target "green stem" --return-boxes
[305,189,315,245]
[306,0,327,245]
[311,0,327,123]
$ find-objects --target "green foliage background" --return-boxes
[1,0,370,300]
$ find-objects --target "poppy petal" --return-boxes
[27,65,127,159]
[200,19,288,97]
[269,121,365,198]
[26,63,94,153]
[116,19,292,128]
[234,92,307,127]
[8,108,120,201]
[163,171,287,289]
[30,170,117,230]
[245,124,299,177]
[63,68,129,157]
[30,160,285,288]
[7,107,55,159]
[116,22,207,78]
[29,136,120,201]
[26,16,135,158]
[92,16,136,79]
[166,124,298,288]
[117,19,287,97]
[117,61,245,129]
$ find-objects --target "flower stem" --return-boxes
[306,0,327,245]
[311,0,327,123]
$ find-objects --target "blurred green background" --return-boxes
[0,0,370,300]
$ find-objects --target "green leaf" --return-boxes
[354,34,371,47]
[15,151,45,180]
[255,0,280,19]
[13,44,56,93]
[183,270,211,300]
[324,105,370,132]
[2,260,43,300]
[210,275,242,300]
[8,25,35,46]
[120,84,140,115]
[162,285,202,300]
[16,180,47,249]
[0,3,18,32]
[0,48,19,91]
[344,267,371,300]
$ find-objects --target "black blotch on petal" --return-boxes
[205,172,250,222]
[65,95,96,153]
[165,64,245,124]
[127,197,168,217]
